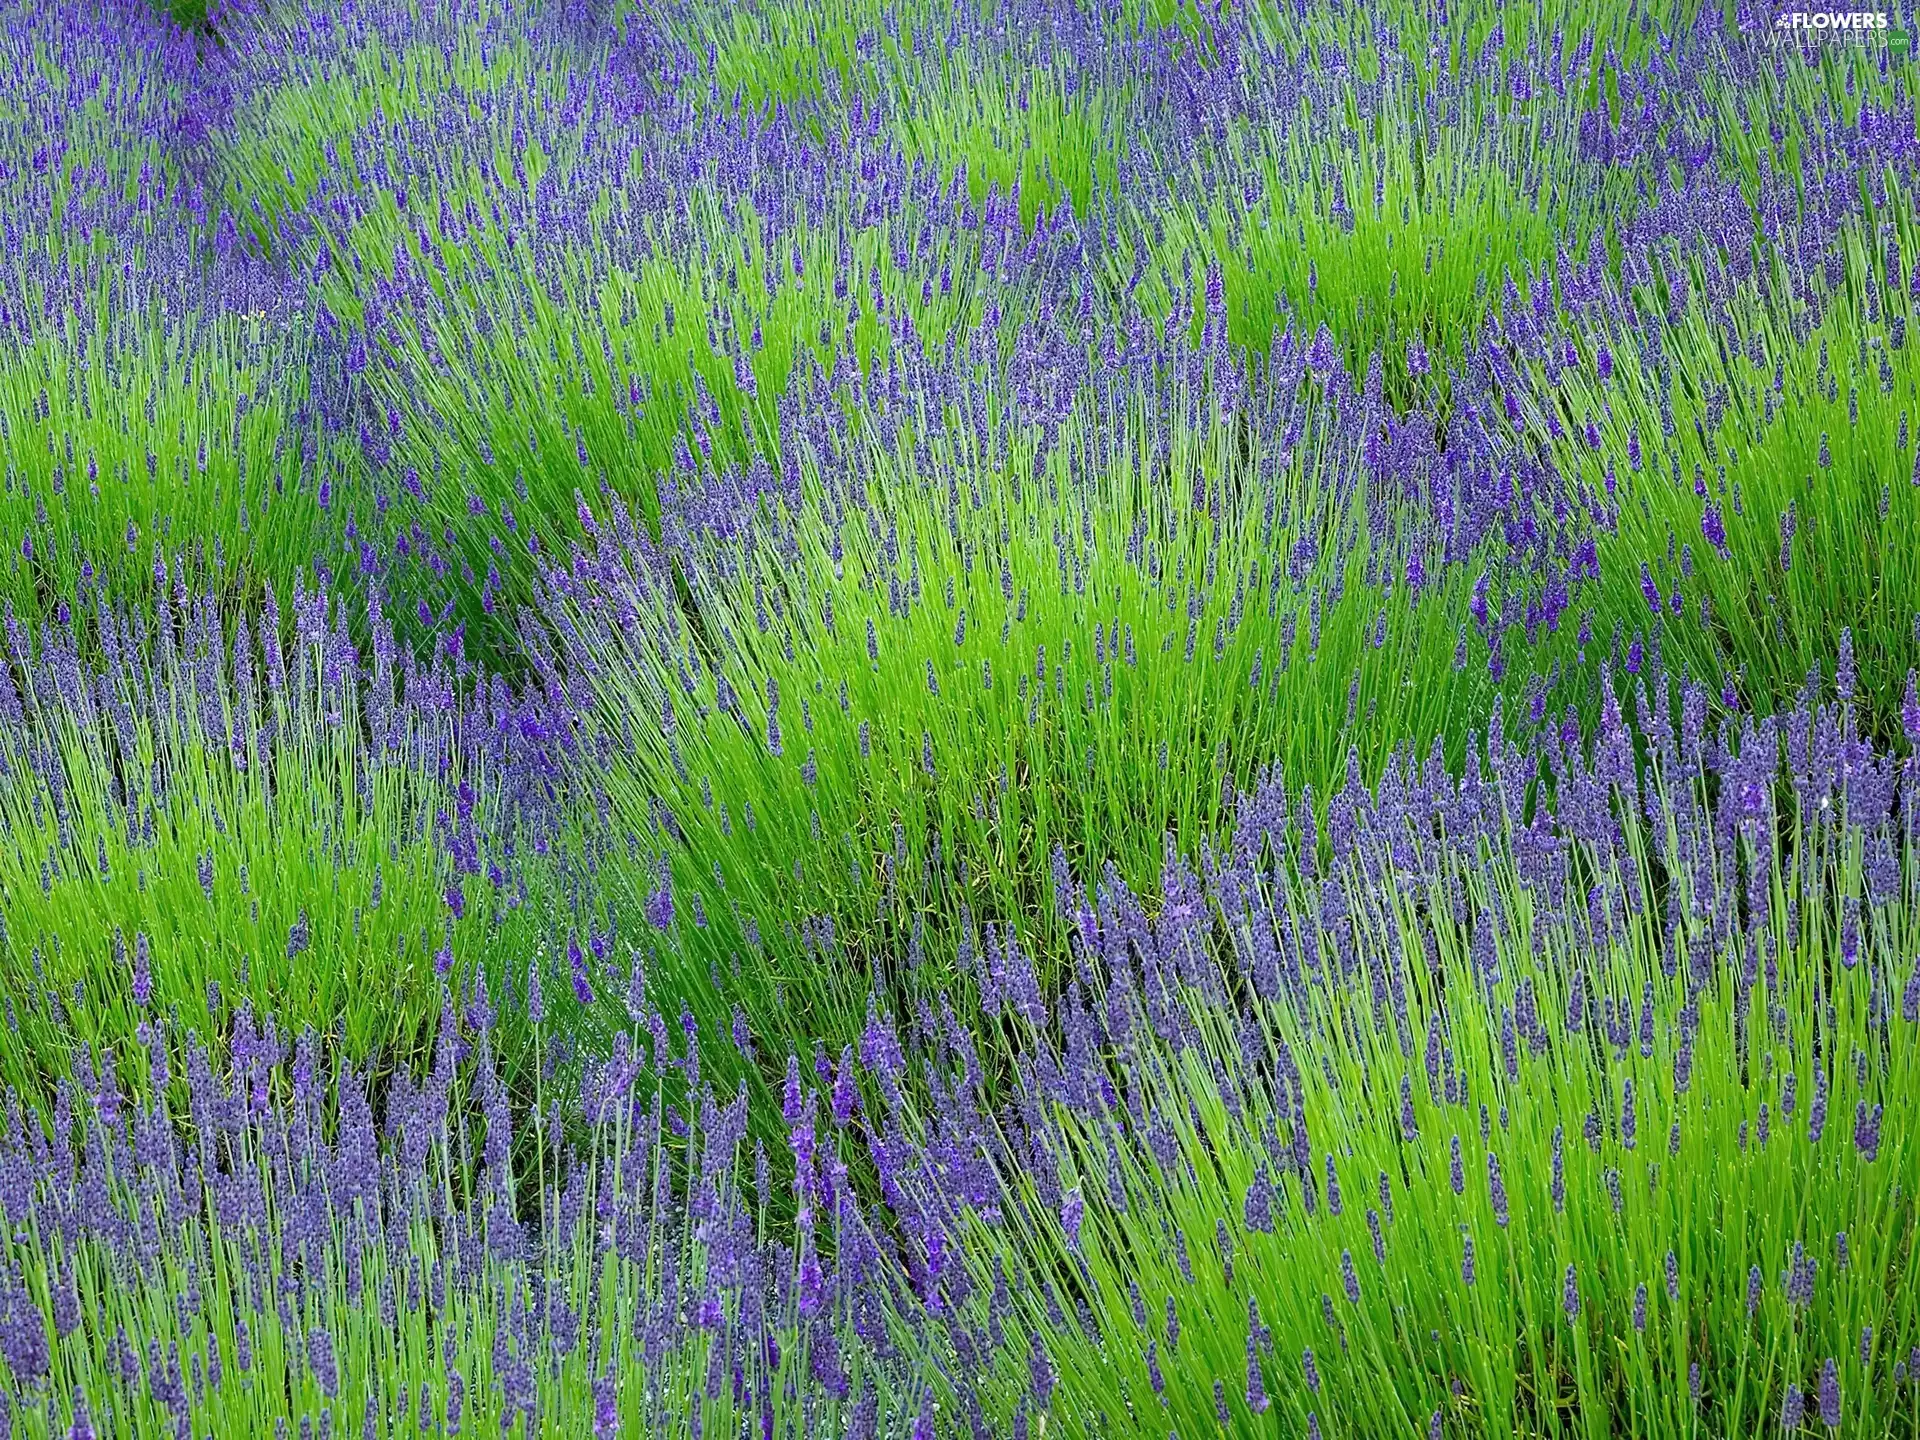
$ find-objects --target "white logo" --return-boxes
[1773,9,1890,27]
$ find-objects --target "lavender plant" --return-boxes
[1113,7,1653,407]
[212,0,1098,655]
[3,0,1919,1435]
[0,995,953,1438]
[525,271,1526,1084]
[0,0,341,621]
[0,573,569,1100]
[825,655,1920,1437]
[1501,157,1920,738]
[201,0,642,246]
[2,655,1917,1437]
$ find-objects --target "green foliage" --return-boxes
[908,696,1919,1437]
[542,372,1493,1086]
[0,599,550,1101]
[1525,179,1920,744]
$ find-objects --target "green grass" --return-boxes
[536,353,1499,1089]
[0,589,555,1101]
[1515,181,1920,742]
[892,673,1920,1436]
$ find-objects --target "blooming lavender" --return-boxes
[0,3,1915,1438]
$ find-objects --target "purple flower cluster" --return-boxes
[2,1,1918,1434]
[0,646,1912,1434]
[0,0,343,610]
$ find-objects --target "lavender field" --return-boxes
[0,0,1917,1434]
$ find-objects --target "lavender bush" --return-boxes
[524,270,1514,1081]
[0,0,343,622]
[2,656,1917,1437]
[0,567,586,1102]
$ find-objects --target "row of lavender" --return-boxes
[0,0,340,618]
[1,646,1916,1435]
[9,0,1918,669]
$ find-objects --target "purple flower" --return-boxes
[1786,1241,1817,1308]
[783,1055,804,1126]
[1029,1330,1055,1410]
[831,1047,858,1127]
[1245,1331,1270,1414]
[1061,1186,1085,1254]
[570,940,593,1006]
[645,860,674,931]
[1303,1345,1321,1394]
[1,1278,49,1384]
[1550,1125,1566,1212]
[1819,1356,1841,1427]
[131,933,152,1007]
[1701,500,1727,558]
[1854,1102,1883,1162]
[307,1326,337,1400]
[1563,1263,1580,1321]
[1306,324,1337,379]
[592,1366,619,1439]
[1244,1165,1275,1234]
